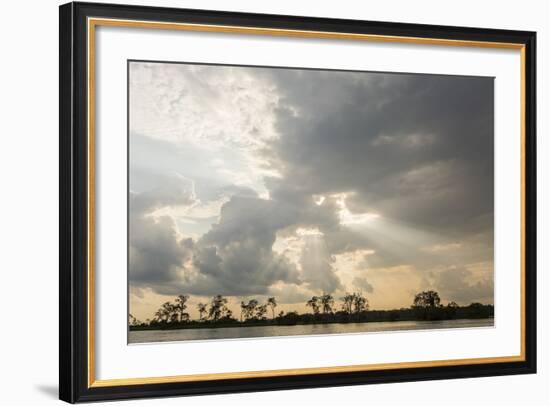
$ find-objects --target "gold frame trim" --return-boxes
[87,17,527,388]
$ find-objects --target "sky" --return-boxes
[128,61,494,322]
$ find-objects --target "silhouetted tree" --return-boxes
[413,290,441,308]
[240,301,247,322]
[353,293,368,313]
[412,291,442,320]
[306,296,320,315]
[128,313,142,326]
[154,310,163,323]
[129,291,494,331]
[256,304,268,320]
[175,295,190,322]
[242,299,259,321]
[341,293,355,314]
[209,295,230,321]
[320,293,334,314]
[445,301,459,318]
[159,301,175,323]
[197,303,207,321]
[281,311,299,324]
[267,297,277,319]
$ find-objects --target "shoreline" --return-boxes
[129,316,494,332]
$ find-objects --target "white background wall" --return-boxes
[0,0,547,404]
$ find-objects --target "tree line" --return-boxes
[129,290,494,330]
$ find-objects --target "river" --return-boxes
[129,318,493,344]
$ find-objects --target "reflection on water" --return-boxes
[129,318,493,344]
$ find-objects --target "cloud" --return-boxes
[351,276,374,293]
[265,70,494,233]
[129,62,494,316]
[129,62,279,149]
[299,233,342,293]
[129,174,196,294]
[130,185,304,296]
[189,196,302,295]
[433,266,494,304]
[267,283,312,304]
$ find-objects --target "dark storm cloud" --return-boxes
[129,174,196,293]
[130,185,305,296]
[265,70,494,234]
[187,192,358,295]
[189,196,302,295]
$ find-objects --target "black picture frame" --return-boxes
[59,1,537,403]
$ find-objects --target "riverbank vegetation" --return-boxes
[129,290,493,331]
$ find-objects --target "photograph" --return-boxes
[54,1,536,402]
[128,61,495,344]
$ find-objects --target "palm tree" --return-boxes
[267,297,277,319]
[197,303,207,321]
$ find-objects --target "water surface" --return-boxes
[129,318,493,344]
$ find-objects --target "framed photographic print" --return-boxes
[59,1,537,403]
